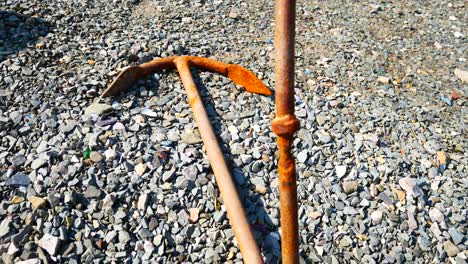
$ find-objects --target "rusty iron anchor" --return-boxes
[102,56,270,263]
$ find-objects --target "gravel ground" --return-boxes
[0,0,466,263]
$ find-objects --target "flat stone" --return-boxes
[28,196,47,209]
[429,208,444,223]
[398,177,424,197]
[454,68,468,82]
[371,210,383,223]
[377,76,390,84]
[137,193,149,211]
[443,240,460,257]
[38,234,61,256]
[5,173,31,187]
[135,163,147,176]
[448,228,464,245]
[84,186,102,199]
[31,158,47,170]
[90,151,104,163]
[342,180,358,194]
[0,218,12,239]
[181,130,202,145]
[16,259,41,264]
[118,230,131,244]
[84,103,113,116]
[335,165,347,178]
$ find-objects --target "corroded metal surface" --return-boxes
[101,56,271,98]
[273,0,300,263]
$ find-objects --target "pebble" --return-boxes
[429,208,444,223]
[90,151,104,163]
[135,163,147,176]
[342,180,358,194]
[0,218,12,239]
[335,165,347,178]
[5,173,31,187]
[398,177,424,197]
[27,196,47,209]
[371,210,383,223]
[443,241,460,257]
[84,186,102,199]
[104,148,118,160]
[448,228,464,245]
[137,193,149,211]
[84,103,113,116]
[454,68,468,82]
[37,234,61,256]
[31,158,47,170]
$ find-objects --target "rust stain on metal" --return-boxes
[273,0,300,263]
[102,55,268,263]
[101,56,271,98]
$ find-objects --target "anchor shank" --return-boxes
[174,58,263,264]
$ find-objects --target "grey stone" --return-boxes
[5,173,31,187]
[37,234,61,256]
[84,103,113,116]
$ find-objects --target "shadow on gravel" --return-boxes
[0,10,52,61]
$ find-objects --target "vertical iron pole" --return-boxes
[272,0,300,263]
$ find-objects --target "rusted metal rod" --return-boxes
[101,56,270,263]
[173,57,263,263]
[272,0,300,263]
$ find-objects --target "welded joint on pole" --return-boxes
[271,114,300,138]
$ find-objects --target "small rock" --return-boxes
[104,149,117,160]
[0,218,12,239]
[190,208,200,223]
[141,108,158,118]
[10,196,24,204]
[429,208,444,223]
[417,236,431,252]
[16,259,41,264]
[454,68,468,82]
[335,165,347,178]
[6,173,31,187]
[378,76,390,84]
[318,132,332,144]
[343,206,359,215]
[135,163,147,176]
[297,150,308,163]
[183,165,198,181]
[181,130,202,144]
[28,196,47,209]
[84,186,102,199]
[371,210,383,223]
[85,103,113,116]
[38,234,61,256]
[448,228,464,245]
[399,177,424,197]
[138,193,149,211]
[90,151,104,163]
[342,181,358,194]
[118,230,131,244]
[31,158,47,170]
[443,240,460,257]
[308,211,322,220]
